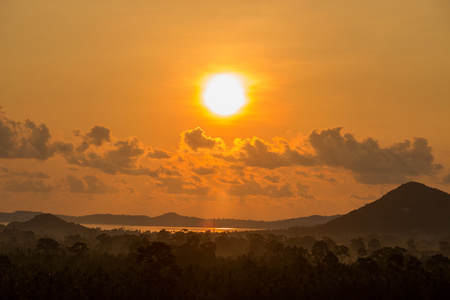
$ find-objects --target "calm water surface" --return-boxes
[81,224,259,232]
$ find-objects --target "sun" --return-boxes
[203,73,246,116]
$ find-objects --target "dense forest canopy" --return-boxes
[1,224,450,299]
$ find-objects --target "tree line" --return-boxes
[1,227,450,299]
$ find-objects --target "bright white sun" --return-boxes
[203,73,246,116]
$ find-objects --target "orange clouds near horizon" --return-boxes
[0,109,448,220]
[1,1,449,220]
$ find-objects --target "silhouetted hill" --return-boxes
[319,182,450,236]
[61,214,153,226]
[0,211,42,223]
[61,212,339,229]
[1,211,339,230]
[7,214,91,236]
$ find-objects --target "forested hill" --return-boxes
[7,213,91,236]
[0,211,340,230]
[317,181,450,236]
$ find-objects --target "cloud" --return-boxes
[0,111,72,160]
[442,174,450,185]
[157,177,209,195]
[3,179,53,193]
[218,177,241,184]
[227,137,315,169]
[147,149,172,159]
[66,175,85,193]
[0,167,49,179]
[67,132,158,177]
[192,166,217,175]
[308,127,441,184]
[66,175,119,193]
[181,127,224,151]
[228,179,294,198]
[295,182,314,199]
[264,175,279,183]
[350,194,377,201]
[74,125,111,152]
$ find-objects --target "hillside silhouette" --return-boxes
[319,181,450,236]
[7,213,91,236]
[1,211,339,230]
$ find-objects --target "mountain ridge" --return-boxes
[0,210,340,230]
[317,181,450,236]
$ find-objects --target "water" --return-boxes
[0,221,259,233]
[81,223,259,233]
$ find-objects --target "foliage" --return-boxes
[1,228,450,299]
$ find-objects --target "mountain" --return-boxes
[60,212,339,229]
[1,211,339,230]
[318,182,450,236]
[7,214,91,236]
[0,211,43,223]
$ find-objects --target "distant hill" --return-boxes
[7,214,91,236]
[318,182,450,236]
[60,212,339,229]
[0,211,42,223]
[0,211,339,230]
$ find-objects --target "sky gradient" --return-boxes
[1,0,449,220]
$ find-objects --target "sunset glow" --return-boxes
[203,74,246,116]
[0,1,449,221]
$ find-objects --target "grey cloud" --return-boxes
[238,138,315,169]
[66,175,85,193]
[218,177,241,184]
[442,174,450,184]
[3,179,53,193]
[229,179,293,198]
[85,126,111,146]
[147,149,172,159]
[66,175,118,193]
[67,137,158,177]
[0,112,72,160]
[0,167,49,179]
[296,182,314,199]
[182,127,223,151]
[192,166,217,175]
[157,177,209,195]
[309,127,441,184]
[350,194,377,201]
[264,175,279,183]
[314,174,338,183]
[74,125,111,152]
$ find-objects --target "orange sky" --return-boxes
[0,0,449,220]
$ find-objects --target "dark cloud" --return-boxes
[67,137,158,177]
[314,174,338,183]
[74,125,111,152]
[159,166,181,177]
[350,194,377,201]
[192,166,217,175]
[264,175,279,183]
[442,174,450,185]
[85,126,111,146]
[66,175,85,193]
[182,127,224,151]
[147,149,172,159]
[157,177,209,195]
[218,177,241,184]
[0,111,72,160]
[296,182,314,199]
[0,167,49,179]
[3,179,53,193]
[308,127,441,184]
[66,175,118,193]
[234,137,315,169]
[229,179,293,198]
